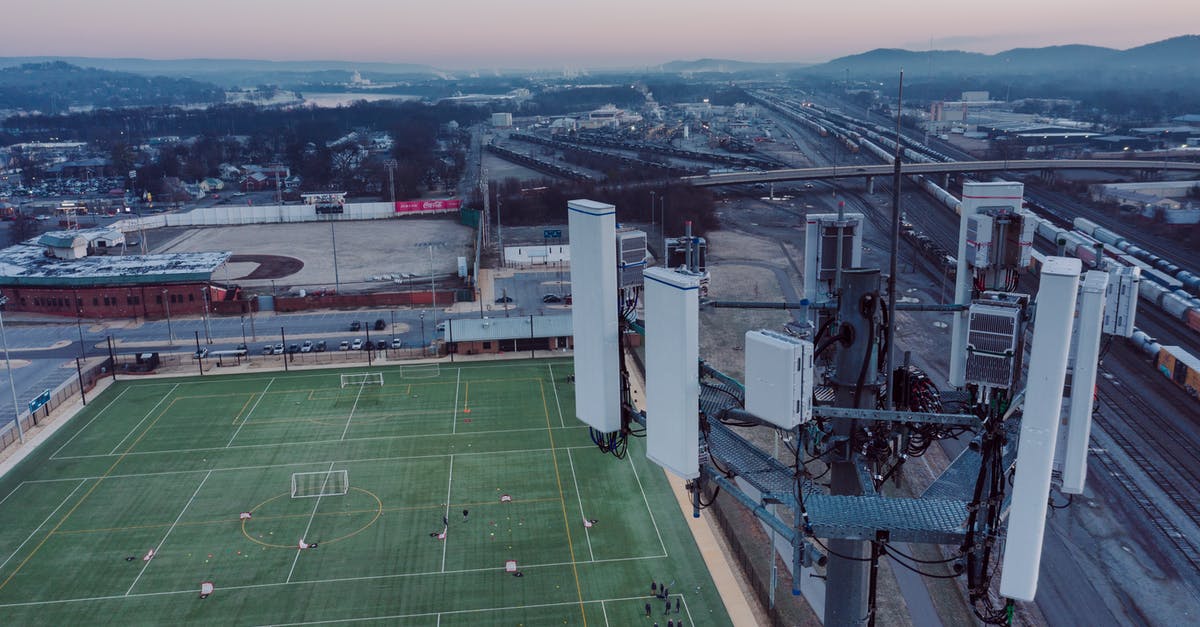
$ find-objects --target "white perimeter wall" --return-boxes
[110,202,448,233]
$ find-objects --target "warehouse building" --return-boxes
[0,228,231,318]
[443,315,573,355]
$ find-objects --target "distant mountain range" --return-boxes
[0,57,443,88]
[659,58,809,73]
[801,35,1200,79]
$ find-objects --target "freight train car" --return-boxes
[1155,346,1200,398]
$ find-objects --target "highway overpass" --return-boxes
[683,159,1200,186]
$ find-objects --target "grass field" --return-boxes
[0,359,733,626]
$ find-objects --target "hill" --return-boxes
[801,35,1200,82]
[0,61,224,113]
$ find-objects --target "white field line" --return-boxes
[28,444,601,486]
[681,592,696,626]
[125,470,212,596]
[55,425,587,461]
[50,386,130,459]
[124,359,574,389]
[548,363,566,428]
[440,455,454,572]
[286,462,336,583]
[601,599,610,627]
[258,594,681,626]
[0,482,25,508]
[451,368,461,435]
[0,555,670,610]
[226,378,275,448]
[627,454,668,556]
[338,381,368,441]
[0,479,87,573]
[566,449,595,561]
[109,384,178,455]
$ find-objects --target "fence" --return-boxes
[0,357,112,458]
[704,484,807,626]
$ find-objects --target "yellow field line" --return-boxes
[232,394,256,425]
[0,397,178,593]
[540,379,587,626]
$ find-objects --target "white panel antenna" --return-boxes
[745,330,814,429]
[1103,264,1140,337]
[568,199,621,433]
[803,212,864,301]
[644,267,701,479]
[965,214,994,268]
[999,256,1081,602]
[1062,270,1108,495]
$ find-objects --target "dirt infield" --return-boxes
[229,254,305,280]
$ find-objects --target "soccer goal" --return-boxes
[291,470,349,499]
[400,363,440,379]
[340,372,384,388]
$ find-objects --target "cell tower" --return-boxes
[568,180,1128,625]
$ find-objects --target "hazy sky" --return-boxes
[4,0,1196,68]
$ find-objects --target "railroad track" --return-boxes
[1090,384,1200,573]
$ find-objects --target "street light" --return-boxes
[0,295,24,444]
[420,311,426,356]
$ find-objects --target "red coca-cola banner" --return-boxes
[394,199,462,213]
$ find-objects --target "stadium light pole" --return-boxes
[200,287,212,345]
[429,244,437,356]
[420,312,426,357]
[0,295,24,444]
[162,289,174,345]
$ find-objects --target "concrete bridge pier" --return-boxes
[865,176,874,194]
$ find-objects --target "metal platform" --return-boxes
[700,376,974,544]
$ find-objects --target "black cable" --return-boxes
[883,547,964,579]
[809,535,874,563]
[853,293,879,408]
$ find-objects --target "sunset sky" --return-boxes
[4,0,1196,69]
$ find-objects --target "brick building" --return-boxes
[0,228,231,319]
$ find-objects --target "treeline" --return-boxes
[643,81,748,106]
[482,179,718,236]
[0,62,223,113]
[2,99,486,146]
[518,86,642,116]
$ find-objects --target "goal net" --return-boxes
[340,372,384,388]
[291,470,349,498]
[400,363,440,379]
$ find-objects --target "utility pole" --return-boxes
[330,218,340,293]
[0,295,24,444]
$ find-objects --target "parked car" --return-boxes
[287,344,300,354]
[262,344,274,355]
[272,343,284,355]
[376,340,387,350]
[192,348,208,359]
[350,321,362,332]
[351,339,363,350]
[300,340,313,353]
[542,294,562,303]
[390,338,402,349]
[235,343,247,352]
[374,319,387,331]
[495,295,513,303]
[315,340,327,352]
[339,340,350,351]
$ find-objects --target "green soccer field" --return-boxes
[0,359,733,626]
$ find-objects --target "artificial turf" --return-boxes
[0,359,734,626]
